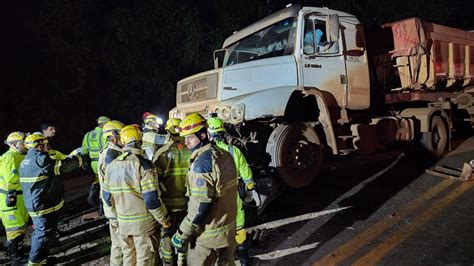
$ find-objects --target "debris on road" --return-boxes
[425,162,473,181]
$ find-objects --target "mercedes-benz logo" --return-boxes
[187,83,196,99]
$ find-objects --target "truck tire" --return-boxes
[421,115,448,158]
[266,123,323,188]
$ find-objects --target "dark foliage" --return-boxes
[1,0,473,152]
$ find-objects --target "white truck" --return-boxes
[170,4,474,189]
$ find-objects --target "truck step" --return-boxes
[338,149,356,155]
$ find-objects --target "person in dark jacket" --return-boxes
[19,133,85,265]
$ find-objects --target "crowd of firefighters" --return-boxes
[0,112,257,266]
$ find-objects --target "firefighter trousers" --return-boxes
[109,219,125,266]
[29,211,59,265]
[187,241,236,266]
[121,233,160,266]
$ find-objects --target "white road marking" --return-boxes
[253,241,320,260]
[331,152,405,204]
[247,206,353,232]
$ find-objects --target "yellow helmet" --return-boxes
[5,132,25,145]
[103,120,125,139]
[144,114,163,128]
[97,116,111,126]
[179,113,207,137]
[120,125,142,146]
[207,117,226,134]
[165,118,182,135]
[24,133,48,149]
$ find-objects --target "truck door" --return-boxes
[301,14,347,108]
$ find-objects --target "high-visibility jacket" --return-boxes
[152,137,191,211]
[214,140,253,185]
[98,143,122,219]
[215,140,254,230]
[19,149,83,217]
[82,127,105,175]
[102,147,169,236]
[178,143,237,249]
[0,148,28,240]
[0,148,24,192]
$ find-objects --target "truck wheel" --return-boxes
[421,116,448,158]
[266,123,323,188]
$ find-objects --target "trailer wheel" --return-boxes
[421,116,448,158]
[266,123,323,188]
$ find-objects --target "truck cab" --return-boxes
[170,4,369,122]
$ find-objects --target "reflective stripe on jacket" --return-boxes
[152,138,191,211]
[19,149,82,216]
[82,127,105,174]
[102,147,169,236]
[180,143,237,249]
[98,143,122,219]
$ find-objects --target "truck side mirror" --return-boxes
[326,14,339,43]
[214,49,226,69]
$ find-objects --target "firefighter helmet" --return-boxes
[120,125,142,146]
[207,117,226,134]
[97,116,111,126]
[24,133,48,149]
[103,120,125,139]
[179,113,207,137]
[165,118,182,135]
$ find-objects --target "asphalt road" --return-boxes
[248,137,474,265]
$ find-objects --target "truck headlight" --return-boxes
[220,107,231,121]
[213,104,244,123]
[230,104,245,123]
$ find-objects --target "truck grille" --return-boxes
[177,73,218,104]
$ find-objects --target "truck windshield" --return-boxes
[223,18,297,66]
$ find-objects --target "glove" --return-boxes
[162,224,174,238]
[244,181,256,203]
[171,230,186,253]
[246,181,255,191]
[6,190,17,207]
[79,155,91,170]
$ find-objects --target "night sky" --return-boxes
[1,0,473,153]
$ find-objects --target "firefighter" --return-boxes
[98,120,125,265]
[171,113,237,265]
[0,132,29,264]
[81,115,110,220]
[102,125,172,265]
[142,113,166,160]
[207,117,256,266]
[152,118,191,265]
[19,133,85,265]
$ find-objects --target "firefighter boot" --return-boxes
[237,243,251,266]
[7,235,25,265]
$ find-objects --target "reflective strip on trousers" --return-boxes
[28,200,64,217]
[28,258,47,265]
[117,213,154,222]
[201,222,235,238]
